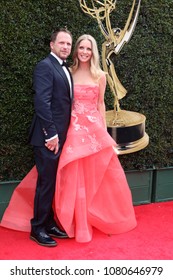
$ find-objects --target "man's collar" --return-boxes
[50,52,63,65]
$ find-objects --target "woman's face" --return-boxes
[77,39,92,63]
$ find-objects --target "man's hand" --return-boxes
[45,136,59,154]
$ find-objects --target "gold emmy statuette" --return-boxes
[79,0,149,154]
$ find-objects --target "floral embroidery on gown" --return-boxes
[55,84,137,242]
[0,84,137,242]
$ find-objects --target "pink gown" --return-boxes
[0,84,137,242]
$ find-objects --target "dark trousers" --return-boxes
[31,146,61,233]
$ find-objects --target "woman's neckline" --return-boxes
[74,84,99,87]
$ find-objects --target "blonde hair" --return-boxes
[71,34,104,80]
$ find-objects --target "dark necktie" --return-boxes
[62,61,68,68]
[61,61,72,98]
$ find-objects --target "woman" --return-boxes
[0,34,137,243]
[54,34,137,242]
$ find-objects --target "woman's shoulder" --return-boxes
[98,71,107,84]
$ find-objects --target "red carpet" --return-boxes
[0,201,173,260]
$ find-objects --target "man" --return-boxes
[29,28,73,247]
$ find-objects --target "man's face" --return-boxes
[50,31,72,60]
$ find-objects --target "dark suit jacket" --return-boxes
[29,54,73,146]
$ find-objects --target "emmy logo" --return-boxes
[79,0,149,154]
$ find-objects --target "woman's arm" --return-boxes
[97,72,107,129]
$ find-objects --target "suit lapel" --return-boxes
[48,54,71,93]
[66,67,74,100]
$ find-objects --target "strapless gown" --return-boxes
[0,84,137,242]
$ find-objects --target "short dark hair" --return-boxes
[50,28,72,42]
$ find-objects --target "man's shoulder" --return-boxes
[38,55,51,65]
[38,54,60,66]
[34,55,52,71]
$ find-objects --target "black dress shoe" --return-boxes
[46,226,69,239]
[30,230,57,247]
